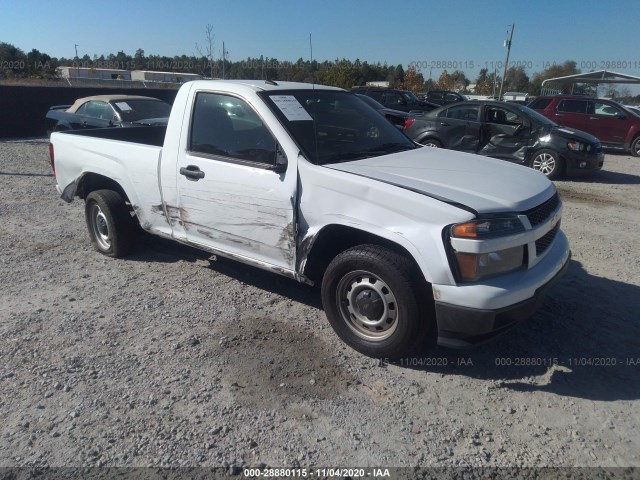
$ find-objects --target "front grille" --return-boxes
[536,222,560,255]
[524,192,559,227]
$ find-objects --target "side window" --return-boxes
[367,91,383,102]
[94,102,113,120]
[384,92,403,106]
[557,99,588,114]
[446,104,479,121]
[190,92,276,165]
[428,92,443,102]
[78,101,111,119]
[75,103,89,116]
[486,107,508,124]
[445,93,461,103]
[593,102,621,116]
[504,110,522,124]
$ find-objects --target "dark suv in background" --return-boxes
[423,90,466,106]
[529,95,640,157]
[351,87,439,113]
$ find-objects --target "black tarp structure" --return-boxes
[541,70,640,96]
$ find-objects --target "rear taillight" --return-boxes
[404,118,415,131]
[49,143,55,176]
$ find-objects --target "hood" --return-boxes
[549,126,600,144]
[326,147,556,214]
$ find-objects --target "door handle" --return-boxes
[180,165,205,180]
[440,122,450,126]
[589,117,599,120]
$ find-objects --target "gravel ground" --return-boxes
[0,139,639,473]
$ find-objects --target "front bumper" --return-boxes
[433,231,570,348]
[563,150,604,175]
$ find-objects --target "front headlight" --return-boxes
[454,246,525,282]
[451,217,525,238]
[449,217,526,282]
[567,141,589,152]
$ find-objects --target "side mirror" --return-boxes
[272,143,288,173]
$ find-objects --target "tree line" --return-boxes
[0,41,636,100]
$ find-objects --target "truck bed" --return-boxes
[61,125,166,147]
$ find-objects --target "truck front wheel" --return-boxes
[321,245,432,359]
[85,189,133,258]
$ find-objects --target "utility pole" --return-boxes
[498,24,514,101]
[222,41,225,79]
[492,66,497,98]
[74,44,79,78]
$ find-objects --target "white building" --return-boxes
[57,67,131,80]
[130,70,202,83]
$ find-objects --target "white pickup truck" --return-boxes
[50,80,570,358]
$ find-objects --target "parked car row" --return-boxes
[45,88,635,180]
[351,86,440,114]
[45,95,171,136]
[403,100,603,179]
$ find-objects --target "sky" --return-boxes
[2,0,640,84]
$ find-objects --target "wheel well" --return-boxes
[418,135,441,145]
[76,173,140,226]
[301,225,426,285]
[76,173,130,203]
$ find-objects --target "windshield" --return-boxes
[260,90,417,165]
[401,91,419,105]
[112,99,171,122]
[512,103,557,127]
[356,94,384,110]
[625,106,640,118]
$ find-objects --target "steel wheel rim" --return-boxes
[336,270,399,341]
[634,141,640,156]
[423,141,439,148]
[89,203,111,251]
[533,153,556,175]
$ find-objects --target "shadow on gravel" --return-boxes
[127,233,323,309]
[561,169,640,185]
[126,234,639,401]
[0,171,54,177]
[397,259,640,402]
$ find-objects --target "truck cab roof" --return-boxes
[188,79,344,93]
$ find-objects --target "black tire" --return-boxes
[630,136,640,157]
[530,148,563,179]
[84,189,134,258]
[321,245,434,359]
[420,138,442,148]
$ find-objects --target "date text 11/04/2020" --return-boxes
[243,468,391,477]
[494,357,640,367]
[380,357,640,368]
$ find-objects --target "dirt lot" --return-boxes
[0,139,638,473]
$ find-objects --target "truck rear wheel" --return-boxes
[85,189,133,258]
[321,245,432,359]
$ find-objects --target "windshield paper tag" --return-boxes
[115,102,132,111]
[271,95,313,121]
